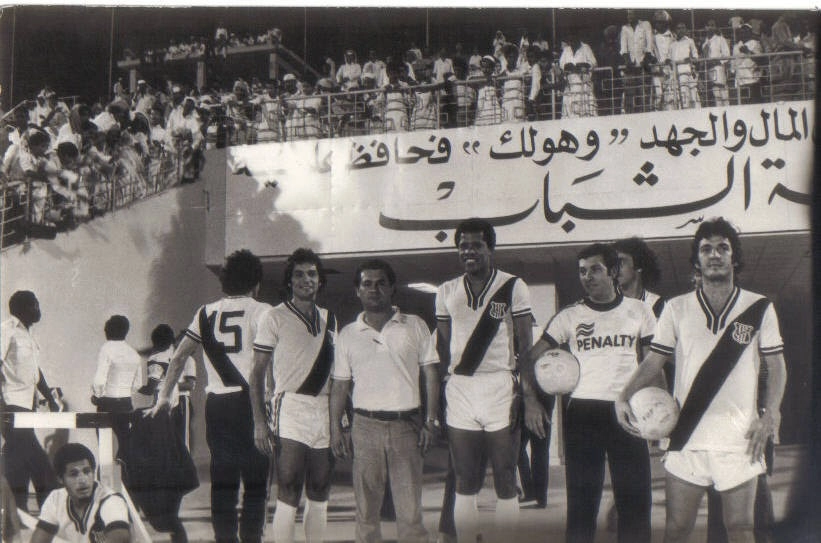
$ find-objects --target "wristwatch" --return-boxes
[425,417,440,429]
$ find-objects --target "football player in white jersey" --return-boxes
[435,218,533,541]
[521,243,656,543]
[149,249,272,543]
[616,218,786,543]
[250,248,335,543]
[30,443,131,543]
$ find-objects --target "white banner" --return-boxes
[224,100,813,257]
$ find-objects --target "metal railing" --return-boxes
[204,50,814,147]
[1,143,186,250]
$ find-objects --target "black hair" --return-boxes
[577,242,620,275]
[354,259,397,287]
[27,130,50,148]
[151,324,176,350]
[690,217,744,272]
[104,315,129,340]
[454,218,496,250]
[53,443,96,477]
[8,290,37,318]
[57,142,79,162]
[283,248,326,293]
[220,249,263,295]
[612,237,661,287]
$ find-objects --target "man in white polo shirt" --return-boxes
[330,259,439,543]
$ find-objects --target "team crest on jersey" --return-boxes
[575,322,594,338]
[732,322,754,345]
[489,302,509,319]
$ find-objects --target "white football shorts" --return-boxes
[445,371,515,432]
[270,392,330,449]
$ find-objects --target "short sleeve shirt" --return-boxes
[37,484,130,543]
[184,296,272,394]
[0,317,41,409]
[650,287,783,451]
[253,302,336,396]
[333,309,433,411]
[435,269,532,374]
[543,294,656,401]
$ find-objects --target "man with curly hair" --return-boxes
[150,249,272,543]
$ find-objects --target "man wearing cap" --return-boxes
[472,55,503,126]
[330,259,439,543]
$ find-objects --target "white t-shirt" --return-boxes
[650,287,783,451]
[543,294,656,401]
[92,340,143,398]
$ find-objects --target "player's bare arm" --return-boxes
[615,350,670,437]
[746,352,786,461]
[146,335,197,417]
[329,378,352,459]
[249,349,274,457]
[510,313,533,430]
[520,338,551,439]
[418,364,440,454]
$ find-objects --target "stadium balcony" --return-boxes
[205,50,815,146]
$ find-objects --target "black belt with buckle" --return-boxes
[353,407,420,421]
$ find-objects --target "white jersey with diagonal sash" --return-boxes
[253,301,336,396]
[543,294,656,401]
[435,268,532,374]
[650,286,783,452]
[184,295,272,394]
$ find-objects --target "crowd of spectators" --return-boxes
[1,11,815,249]
[129,23,284,65]
[0,81,205,247]
[185,10,815,144]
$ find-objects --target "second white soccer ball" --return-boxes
[628,386,680,440]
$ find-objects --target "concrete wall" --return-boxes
[1,181,221,462]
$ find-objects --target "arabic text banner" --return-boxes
[223,100,813,257]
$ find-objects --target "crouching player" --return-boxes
[30,443,131,543]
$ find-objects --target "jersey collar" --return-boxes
[583,292,623,312]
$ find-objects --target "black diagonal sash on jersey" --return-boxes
[296,312,336,396]
[199,307,248,390]
[453,277,518,376]
[667,297,770,451]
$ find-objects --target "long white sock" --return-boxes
[493,496,519,536]
[303,499,328,543]
[272,500,297,543]
[454,493,479,542]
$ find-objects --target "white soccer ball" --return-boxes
[534,349,580,395]
[628,386,680,440]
